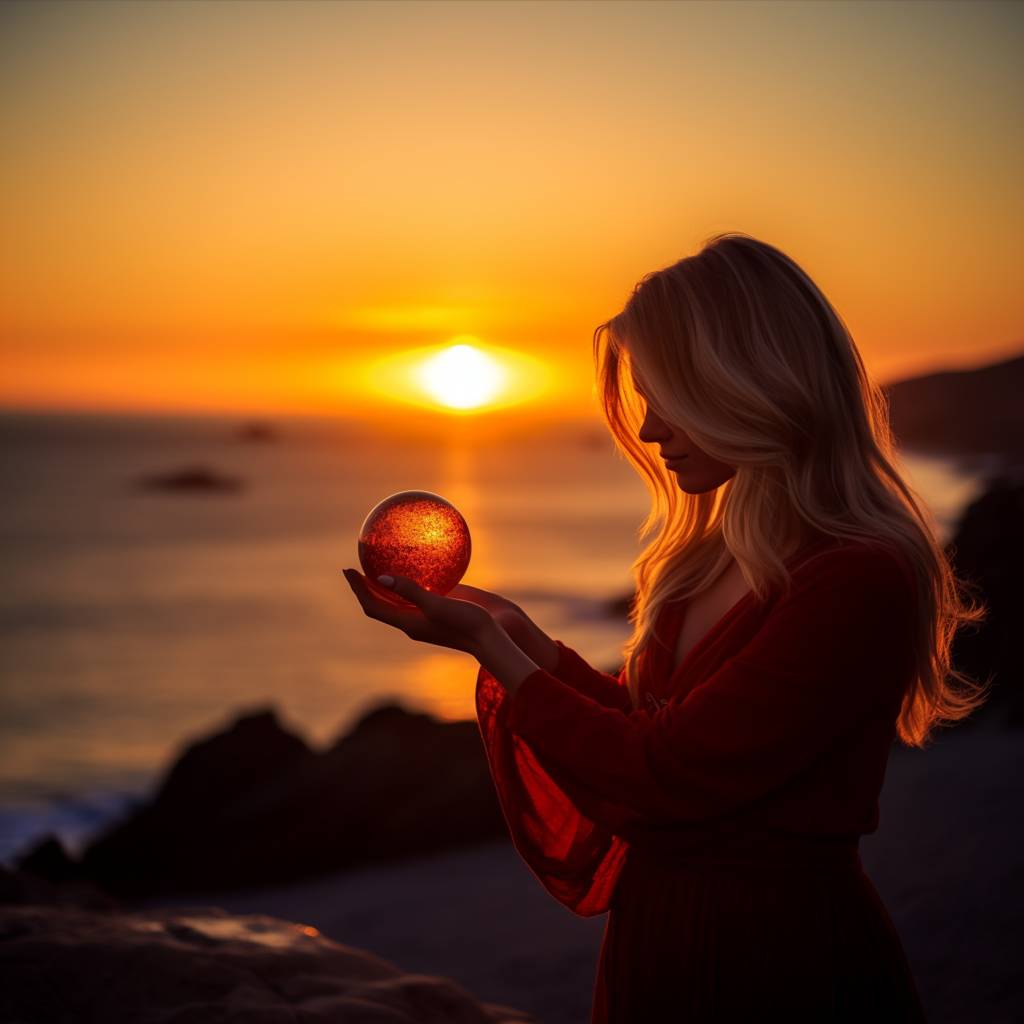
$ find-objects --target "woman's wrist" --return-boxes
[512,614,561,671]
[475,619,542,696]
[524,621,560,673]
[490,610,560,674]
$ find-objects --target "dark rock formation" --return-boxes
[57,705,507,898]
[15,835,80,884]
[603,591,634,625]
[135,465,244,493]
[0,904,534,1023]
[236,420,278,442]
[945,472,1024,727]
[0,862,117,912]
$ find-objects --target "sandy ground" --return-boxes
[151,717,1022,1024]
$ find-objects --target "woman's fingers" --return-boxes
[342,568,423,631]
[448,582,515,615]
[342,567,495,656]
[378,573,440,611]
[449,582,495,600]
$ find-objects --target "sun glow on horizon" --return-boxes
[416,344,504,410]
[356,337,553,415]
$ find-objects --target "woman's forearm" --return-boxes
[475,620,542,696]
[519,616,560,673]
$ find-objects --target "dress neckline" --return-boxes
[659,586,756,690]
[654,534,839,692]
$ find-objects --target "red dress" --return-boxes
[475,536,928,1022]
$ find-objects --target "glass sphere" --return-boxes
[357,490,472,606]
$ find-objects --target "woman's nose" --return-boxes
[638,407,670,444]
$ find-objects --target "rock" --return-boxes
[148,708,314,818]
[604,591,634,622]
[16,835,80,883]
[2,848,118,912]
[79,709,316,895]
[73,703,508,898]
[578,428,609,450]
[0,904,536,1023]
[135,466,244,494]
[945,472,1024,727]
[236,420,278,443]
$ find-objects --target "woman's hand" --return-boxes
[342,568,498,658]
[447,583,559,673]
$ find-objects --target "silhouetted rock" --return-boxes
[135,465,244,493]
[151,708,314,818]
[0,904,535,1023]
[578,427,609,450]
[73,703,507,898]
[945,472,1024,727]
[236,420,278,442]
[15,835,79,884]
[604,591,634,622]
[3,838,117,911]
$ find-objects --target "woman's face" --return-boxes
[634,385,737,494]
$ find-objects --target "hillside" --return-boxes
[883,350,1024,464]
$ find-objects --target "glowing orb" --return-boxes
[357,490,472,607]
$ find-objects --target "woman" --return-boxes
[342,232,989,1022]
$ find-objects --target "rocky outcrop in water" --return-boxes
[135,466,244,493]
[22,703,508,898]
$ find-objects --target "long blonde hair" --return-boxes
[593,231,990,748]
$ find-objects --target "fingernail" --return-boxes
[377,575,395,587]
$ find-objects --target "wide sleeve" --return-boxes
[548,638,633,714]
[497,542,917,836]
[475,655,630,917]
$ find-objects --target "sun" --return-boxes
[357,336,551,414]
[415,344,504,410]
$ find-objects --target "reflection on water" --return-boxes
[894,447,989,541]
[408,649,483,723]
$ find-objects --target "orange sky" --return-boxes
[1,0,1022,417]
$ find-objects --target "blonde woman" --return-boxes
[343,232,989,1022]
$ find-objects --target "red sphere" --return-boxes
[358,490,472,606]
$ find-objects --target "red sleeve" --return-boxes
[476,658,629,917]
[548,639,633,714]
[487,541,916,838]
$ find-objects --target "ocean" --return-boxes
[0,411,990,863]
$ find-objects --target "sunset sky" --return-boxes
[1,0,1021,417]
